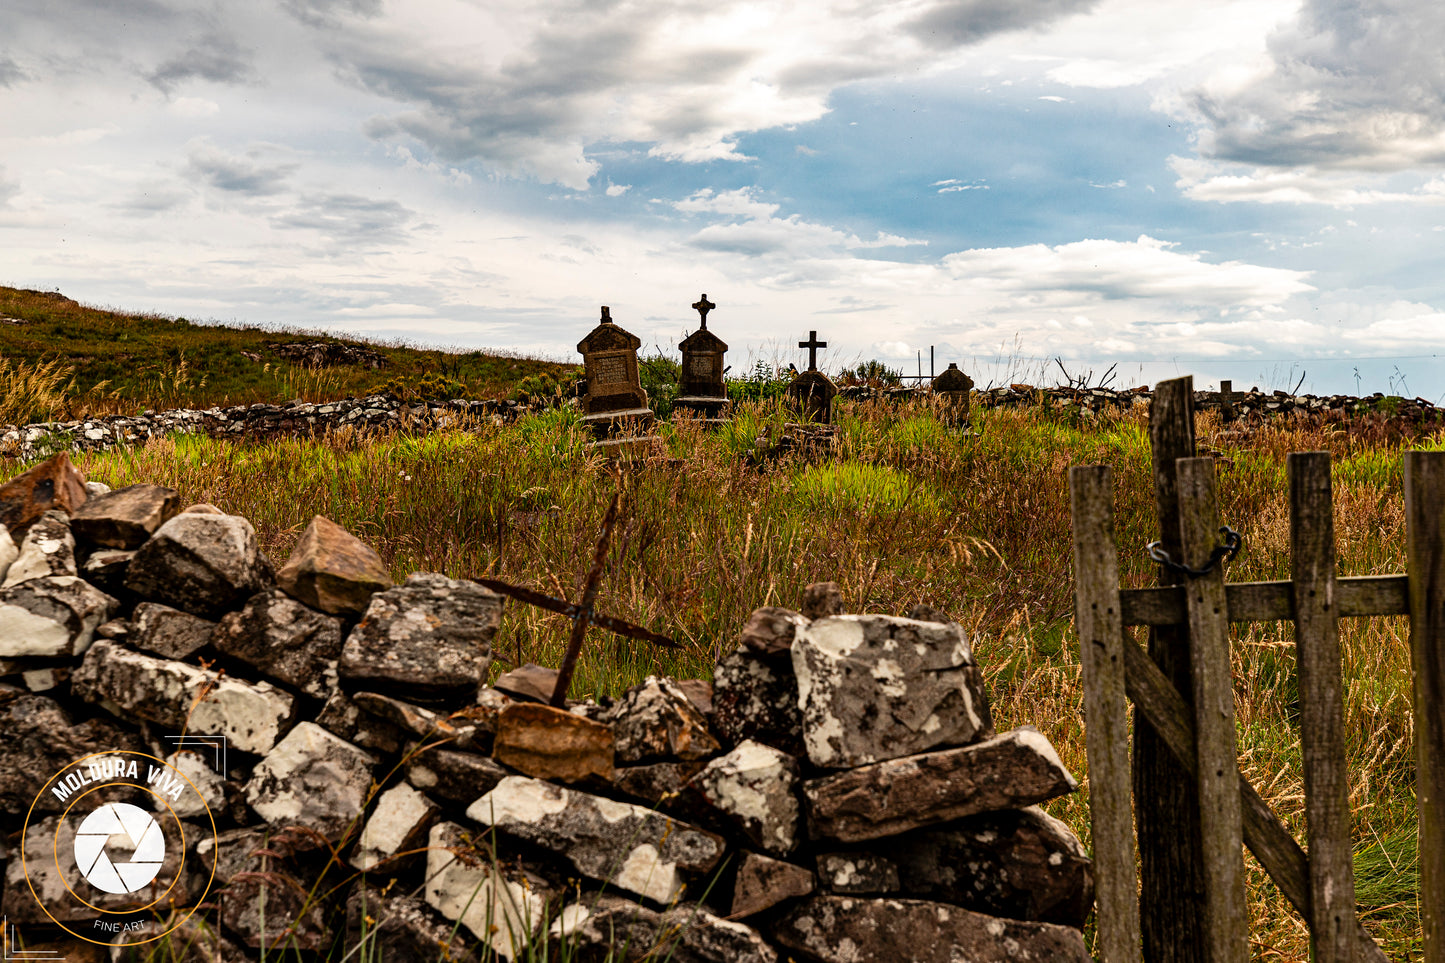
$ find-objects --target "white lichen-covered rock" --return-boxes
[802,726,1079,843]
[694,740,801,855]
[552,894,778,963]
[0,523,16,582]
[0,575,118,657]
[792,614,992,768]
[153,749,227,820]
[609,674,721,764]
[72,639,295,754]
[425,821,551,960]
[2,510,76,586]
[244,722,376,844]
[467,776,726,905]
[351,781,440,872]
[711,645,805,757]
[123,510,269,618]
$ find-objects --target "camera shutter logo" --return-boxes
[73,802,167,894]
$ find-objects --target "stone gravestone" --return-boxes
[673,294,730,426]
[786,330,838,424]
[576,307,657,455]
[931,362,974,427]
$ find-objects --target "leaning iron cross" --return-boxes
[799,330,827,371]
[692,293,715,329]
[474,493,680,706]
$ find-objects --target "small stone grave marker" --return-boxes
[786,330,838,424]
[576,306,657,455]
[932,362,974,427]
[674,293,731,425]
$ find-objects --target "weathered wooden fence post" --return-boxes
[1289,452,1358,963]
[1069,465,1140,962]
[1405,450,1445,962]
[1139,376,1208,961]
[1176,457,1247,962]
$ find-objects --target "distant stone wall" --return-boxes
[0,454,1094,961]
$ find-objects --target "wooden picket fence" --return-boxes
[1069,375,1443,963]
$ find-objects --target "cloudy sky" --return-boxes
[2,0,1443,397]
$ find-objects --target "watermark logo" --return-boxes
[19,749,219,948]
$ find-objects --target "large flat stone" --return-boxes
[467,775,726,905]
[802,726,1078,843]
[339,572,501,700]
[792,614,992,768]
[73,640,296,753]
[553,894,777,963]
[276,514,393,616]
[0,575,117,657]
[244,721,376,844]
[212,588,343,698]
[69,482,180,549]
[772,895,1091,962]
[124,511,270,618]
[492,701,614,782]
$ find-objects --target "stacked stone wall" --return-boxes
[0,453,1094,961]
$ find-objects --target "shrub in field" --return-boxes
[372,373,468,402]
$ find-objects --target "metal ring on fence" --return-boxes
[1145,525,1241,578]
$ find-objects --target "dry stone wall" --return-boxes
[0,453,1094,962]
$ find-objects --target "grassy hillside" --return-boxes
[0,286,574,420]
[61,395,1441,959]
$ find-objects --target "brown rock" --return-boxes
[69,482,180,549]
[731,851,815,918]
[494,661,561,702]
[800,581,843,620]
[803,727,1078,843]
[736,606,809,658]
[772,895,1091,962]
[0,452,88,538]
[276,514,393,616]
[492,701,614,782]
[180,502,225,514]
[611,759,707,807]
[674,677,713,715]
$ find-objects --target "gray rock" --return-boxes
[772,895,1091,962]
[609,675,721,764]
[425,820,553,959]
[0,694,144,815]
[0,575,118,657]
[553,894,778,963]
[79,547,133,597]
[244,721,377,845]
[346,883,483,963]
[130,601,215,660]
[353,690,476,744]
[69,482,180,549]
[711,645,804,757]
[817,852,900,893]
[339,572,501,700]
[85,480,112,497]
[199,826,327,951]
[611,759,707,807]
[73,640,296,754]
[494,661,561,702]
[315,688,406,755]
[404,746,511,805]
[152,749,227,820]
[694,740,801,856]
[351,781,440,872]
[123,511,269,618]
[792,614,992,768]
[0,523,15,582]
[211,589,343,698]
[467,775,726,905]
[803,727,1079,843]
[731,851,815,919]
[2,510,76,586]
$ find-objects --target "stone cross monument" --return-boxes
[786,329,838,424]
[675,293,730,425]
[931,362,975,427]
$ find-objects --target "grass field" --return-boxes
[0,289,1434,958]
[46,394,1433,960]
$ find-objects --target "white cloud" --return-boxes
[674,187,928,257]
[605,182,632,197]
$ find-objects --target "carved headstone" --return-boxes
[932,362,974,427]
[576,306,654,439]
[675,293,731,425]
[786,330,838,424]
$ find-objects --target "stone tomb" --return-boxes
[932,362,975,427]
[673,294,731,426]
[785,330,838,425]
[576,306,658,455]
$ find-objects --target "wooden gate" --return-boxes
[1069,375,1443,963]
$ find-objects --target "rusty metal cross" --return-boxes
[474,493,679,706]
[799,330,827,371]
